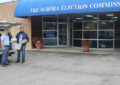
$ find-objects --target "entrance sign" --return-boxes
[14,0,120,17]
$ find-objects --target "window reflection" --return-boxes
[83,21,97,30]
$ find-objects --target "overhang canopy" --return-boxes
[14,0,120,17]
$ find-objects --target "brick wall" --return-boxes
[0,2,32,50]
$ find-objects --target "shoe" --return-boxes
[15,60,20,63]
[5,63,10,65]
[2,64,7,67]
[21,60,25,64]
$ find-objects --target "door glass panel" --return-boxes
[59,24,67,45]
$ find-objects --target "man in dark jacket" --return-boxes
[16,27,29,63]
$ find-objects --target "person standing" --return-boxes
[16,27,29,63]
[1,29,10,67]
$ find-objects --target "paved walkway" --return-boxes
[32,47,120,55]
[0,51,120,85]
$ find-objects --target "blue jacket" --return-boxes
[16,32,29,45]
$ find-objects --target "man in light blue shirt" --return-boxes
[1,29,10,67]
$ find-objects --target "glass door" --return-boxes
[58,24,68,46]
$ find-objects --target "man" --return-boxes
[16,27,29,63]
[1,29,10,67]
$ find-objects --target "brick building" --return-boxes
[0,1,32,50]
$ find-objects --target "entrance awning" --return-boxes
[14,0,120,17]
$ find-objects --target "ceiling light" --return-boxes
[106,14,114,17]
[75,18,82,20]
[85,15,93,17]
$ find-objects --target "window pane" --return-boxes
[73,40,82,47]
[73,31,82,38]
[115,21,120,30]
[99,31,113,39]
[43,23,57,30]
[43,17,57,22]
[83,21,97,30]
[83,31,97,39]
[115,31,120,40]
[114,13,120,21]
[90,40,97,48]
[99,21,114,30]
[99,14,114,20]
[43,31,57,38]
[115,40,120,48]
[73,22,82,30]
[58,16,67,22]
[73,15,82,22]
[83,14,98,20]
[43,39,57,46]
[99,40,113,48]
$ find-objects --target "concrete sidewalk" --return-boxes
[0,51,120,85]
[32,47,120,55]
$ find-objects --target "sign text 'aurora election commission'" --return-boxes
[31,1,120,13]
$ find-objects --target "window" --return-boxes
[83,21,97,30]
[43,17,57,22]
[99,41,113,48]
[43,23,57,30]
[73,22,82,30]
[43,39,57,46]
[99,21,114,30]
[99,31,113,39]
[83,31,97,39]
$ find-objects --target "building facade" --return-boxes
[1,0,120,50]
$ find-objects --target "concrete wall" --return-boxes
[0,2,32,50]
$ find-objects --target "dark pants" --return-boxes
[17,45,26,61]
[1,45,9,65]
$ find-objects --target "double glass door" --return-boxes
[58,23,68,46]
